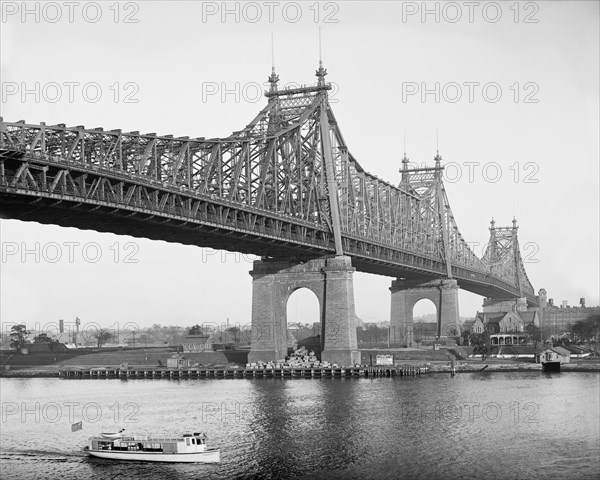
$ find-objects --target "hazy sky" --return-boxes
[1,1,598,336]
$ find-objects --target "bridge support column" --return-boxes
[390,278,460,346]
[321,256,359,367]
[247,256,359,366]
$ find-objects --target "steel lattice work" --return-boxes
[482,219,534,299]
[0,66,536,304]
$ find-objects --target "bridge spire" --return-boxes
[434,130,443,179]
[316,27,327,87]
[433,150,443,180]
[268,33,279,93]
[400,130,410,182]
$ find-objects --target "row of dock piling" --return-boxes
[59,365,429,380]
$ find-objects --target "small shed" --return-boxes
[166,354,191,368]
[539,346,571,371]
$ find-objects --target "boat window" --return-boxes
[192,438,196,444]
[186,438,190,446]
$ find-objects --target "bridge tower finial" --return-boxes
[399,130,410,182]
[512,217,518,229]
[490,218,496,230]
[434,129,442,166]
[316,26,327,87]
[268,33,279,93]
[434,150,442,179]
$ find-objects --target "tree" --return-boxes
[188,324,204,335]
[552,334,572,348]
[571,315,600,354]
[94,329,113,348]
[469,331,490,362]
[226,326,240,345]
[525,324,542,352]
[33,333,57,344]
[146,324,186,345]
[10,324,30,351]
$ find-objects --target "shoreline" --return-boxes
[1,362,599,378]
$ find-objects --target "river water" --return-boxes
[1,372,598,480]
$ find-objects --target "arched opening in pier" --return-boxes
[286,288,321,357]
[413,298,438,343]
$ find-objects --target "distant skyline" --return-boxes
[1,1,598,333]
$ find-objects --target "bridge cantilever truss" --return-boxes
[0,64,537,305]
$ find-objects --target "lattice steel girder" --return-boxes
[0,75,536,303]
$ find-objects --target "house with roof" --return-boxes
[463,308,539,347]
[466,315,485,334]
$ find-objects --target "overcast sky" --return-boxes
[1,1,598,335]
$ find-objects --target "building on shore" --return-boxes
[537,289,600,338]
[463,289,599,343]
[462,297,539,344]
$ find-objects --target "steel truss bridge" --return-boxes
[0,64,537,305]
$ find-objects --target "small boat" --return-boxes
[84,430,220,463]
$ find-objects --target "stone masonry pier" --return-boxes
[247,256,359,366]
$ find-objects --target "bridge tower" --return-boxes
[389,151,460,346]
[481,218,530,314]
[248,61,359,366]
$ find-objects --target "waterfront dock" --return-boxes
[58,365,430,380]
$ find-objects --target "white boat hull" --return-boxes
[87,448,221,463]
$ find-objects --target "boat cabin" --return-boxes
[90,433,208,454]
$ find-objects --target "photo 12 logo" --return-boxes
[200,247,259,265]
[401,82,539,104]
[1,241,140,264]
[2,320,141,347]
[401,2,539,24]
[464,240,540,264]
[1,401,139,424]
[1,81,140,104]
[401,401,540,425]
[200,81,340,104]
[1,2,140,24]
[200,1,340,24]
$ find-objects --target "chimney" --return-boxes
[561,300,568,309]
[549,298,554,306]
[580,298,586,308]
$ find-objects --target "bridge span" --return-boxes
[0,63,538,364]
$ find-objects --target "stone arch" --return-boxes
[413,297,440,319]
[285,286,322,350]
[390,278,460,346]
[248,256,358,365]
[412,298,439,342]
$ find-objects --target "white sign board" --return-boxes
[182,343,208,353]
[376,355,394,366]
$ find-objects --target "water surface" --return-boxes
[1,372,598,479]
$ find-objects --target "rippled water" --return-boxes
[1,372,599,479]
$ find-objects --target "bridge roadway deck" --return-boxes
[0,148,538,305]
